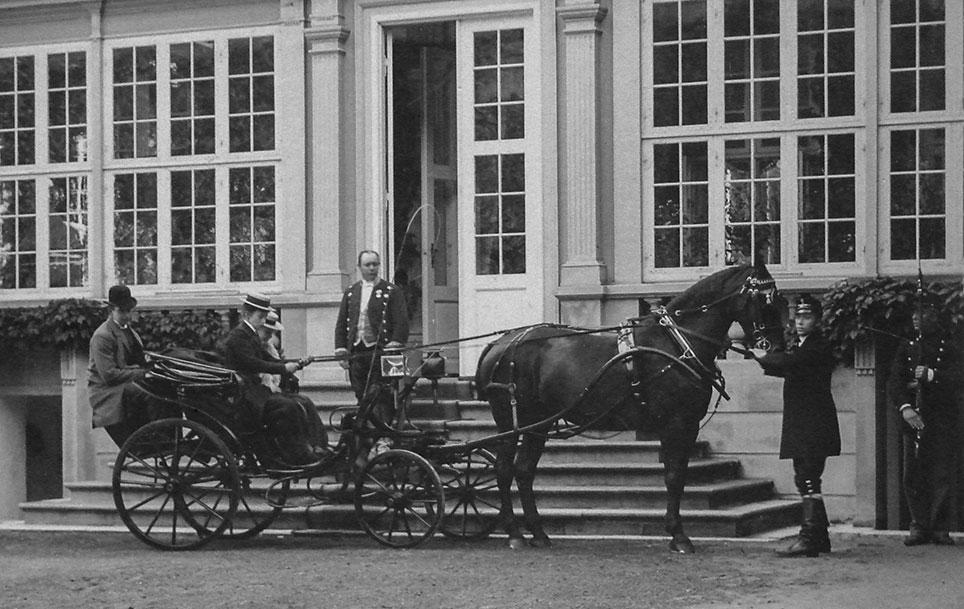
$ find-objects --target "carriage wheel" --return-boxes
[178,473,287,540]
[354,449,444,548]
[437,448,500,540]
[112,418,240,551]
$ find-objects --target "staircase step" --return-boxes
[521,459,742,486]
[442,419,639,443]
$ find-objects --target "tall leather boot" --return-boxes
[778,496,823,557]
[812,497,831,553]
[264,405,321,467]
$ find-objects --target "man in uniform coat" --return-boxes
[219,293,319,467]
[88,284,151,447]
[888,293,961,546]
[752,294,841,557]
[334,250,409,425]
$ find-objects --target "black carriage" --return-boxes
[111,350,498,551]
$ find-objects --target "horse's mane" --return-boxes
[666,265,754,310]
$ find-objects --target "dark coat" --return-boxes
[219,322,286,414]
[88,319,147,428]
[334,278,409,351]
[757,331,841,459]
[887,333,961,427]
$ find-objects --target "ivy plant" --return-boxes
[821,277,963,364]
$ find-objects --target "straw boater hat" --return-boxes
[263,309,284,332]
[241,292,272,311]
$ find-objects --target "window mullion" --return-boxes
[156,43,171,162]
[705,0,724,126]
[707,137,725,266]
[781,0,797,123]
[782,135,797,268]
[215,166,228,285]
[35,53,49,167]
[158,169,172,285]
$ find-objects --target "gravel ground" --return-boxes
[0,530,962,609]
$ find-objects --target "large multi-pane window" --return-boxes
[652,0,707,127]
[890,0,945,113]
[471,28,527,276]
[889,128,945,260]
[106,32,278,289]
[48,175,88,288]
[48,52,87,163]
[797,0,855,118]
[0,55,35,166]
[112,46,157,159]
[644,0,875,276]
[0,179,36,288]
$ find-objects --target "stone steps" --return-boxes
[18,378,801,540]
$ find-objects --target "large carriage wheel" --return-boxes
[112,418,240,550]
[177,473,287,541]
[437,448,499,540]
[354,449,444,548]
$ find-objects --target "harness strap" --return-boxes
[617,321,645,407]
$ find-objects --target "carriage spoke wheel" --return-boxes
[354,449,444,548]
[112,418,240,551]
[217,477,287,539]
[438,448,500,540]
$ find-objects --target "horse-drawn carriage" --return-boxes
[113,263,787,552]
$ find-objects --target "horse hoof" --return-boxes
[508,537,526,550]
[669,536,695,554]
[528,537,552,548]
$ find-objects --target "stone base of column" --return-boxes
[560,261,606,286]
[560,298,603,328]
[306,270,349,294]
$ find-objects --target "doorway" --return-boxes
[387,22,459,371]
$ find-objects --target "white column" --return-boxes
[558,2,607,286]
[60,349,99,485]
[0,397,26,519]
[305,0,351,294]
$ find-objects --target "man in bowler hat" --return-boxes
[88,284,151,447]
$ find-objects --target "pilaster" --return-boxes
[557,2,607,287]
[305,0,351,293]
[60,348,98,485]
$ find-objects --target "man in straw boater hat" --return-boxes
[219,292,320,467]
[888,283,961,546]
[751,294,841,557]
[88,284,153,447]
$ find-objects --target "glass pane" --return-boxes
[654,186,680,224]
[475,156,498,193]
[827,178,855,218]
[726,183,750,222]
[919,129,944,169]
[799,178,825,219]
[890,72,916,112]
[171,120,191,156]
[756,224,780,263]
[919,218,945,259]
[889,174,916,215]
[653,88,679,126]
[919,0,945,22]
[681,142,707,180]
[195,41,215,77]
[230,208,251,241]
[724,0,750,36]
[230,116,250,152]
[725,82,748,122]
[252,114,274,151]
[195,246,216,282]
[798,34,823,75]
[171,171,191,206]
[501,103,524,139]
[500,29,524,64]
[754,181,780,220]
[170,43,191,80]
[0,96,13,128]
[229,78,250,113]
[114,212,134,247]
[724,40,749,79]
[49,129,66,162]
[680,0,707,39]
[827,134,854,175]
[827,76,855,116]
[919,173,944,214]
[171,210,192,245]
[827,221,855,261]
[49,217,66,249]
[115,250,134,284]
[230,245,251,282]
[48,53,66,88]
[890,0,915,24]
[474,106,498,141]
[890,27,916,69]
[229,38,249,75]
[798,0,823,31]
[253,166,274,202]
[253,243,275,281]
[755,0,780,34]
[113,48,133,83]
[135,47,155,81]
[195,80,215,115]
[827,32,854,72]
[135,122,156,157]
[919,70,944,111]
[654,46,679,84]
[828,0,854,27]
[137,174,156,208]
[798,136,824,175]
[171,249,192,283]
[919,25,944,67]
[20,253,35,287]
[137,212,157,246]
[726,224,751,261]
[681,42,706,82]
[195,170,215,205]
[230,168,250,204]
[682,226,708,266]
[755,81,780,120]
[476,236,499,274]
[654,144,679,183]
[890,218,915,259]
[475,196,499,234]
[755,38,780,77]
[195,118,215,154]
[799,222,825,262]
[19,217,35,249]
[682,184,708,223]
[653,3,679,42]
[502,235,525,273]
[474,31,497,66]
[654,228,680,267]
[501,67,524,102]
[890,130,916,171]
[501,154,525,192]
[475,68,497,103]
[252,37,273,72]
[502,195,525,233]
[251,76,273,112]
[49,90,66,126]
[253,206,274,240]
[114,85,133,121]
[136,84,156,119]
[195,208,215,243]
[137,250,157,284]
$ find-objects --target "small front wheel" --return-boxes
[354,449,443,548]
[438,448,499,540]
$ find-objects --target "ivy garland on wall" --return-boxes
[821,277,963,364]
[0,299,230,353]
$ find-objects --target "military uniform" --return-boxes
[887,328,961,543]
[334,278,409,420]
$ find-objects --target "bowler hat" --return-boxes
[795,294,822,318]
[241,292,272,311]
[107,284,137,310]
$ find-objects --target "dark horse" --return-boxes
[475,262,787,552]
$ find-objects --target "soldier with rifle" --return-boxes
[887,276,961,546]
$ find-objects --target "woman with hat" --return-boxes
[88,284,152,447]
[751,293,841,557]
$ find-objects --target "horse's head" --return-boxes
[731,261,788,353]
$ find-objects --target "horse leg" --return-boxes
[516,432,551,548]
[661,418,699,554]
[495,436,525,549]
